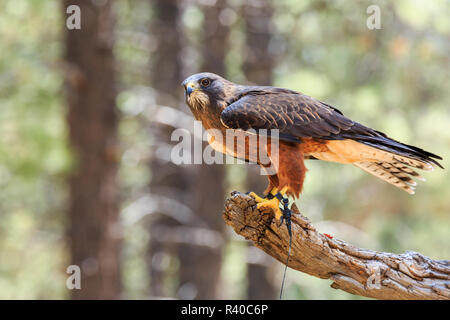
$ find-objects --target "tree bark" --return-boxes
[224,192,450,300]
[63,0,121,299]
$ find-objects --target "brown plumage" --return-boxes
[182,72,443,198]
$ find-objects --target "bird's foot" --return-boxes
[249,187,291,235]
[247,188,278,203]
[247,191,269,203]
[255,197,284,221]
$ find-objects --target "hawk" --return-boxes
[182,72,443,225]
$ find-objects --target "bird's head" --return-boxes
[182,72,233,112]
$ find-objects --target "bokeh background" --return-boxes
[0,0,449,299]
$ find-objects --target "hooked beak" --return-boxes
[184,81,197,97]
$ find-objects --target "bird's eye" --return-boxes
[200,78,211,87]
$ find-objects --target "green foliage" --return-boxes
[0,0,70,298]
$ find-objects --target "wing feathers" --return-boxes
[220,87,443,189]
[354,161,417,194]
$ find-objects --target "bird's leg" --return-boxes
[247,188,278,203]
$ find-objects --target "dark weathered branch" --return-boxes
[223,192,450,300]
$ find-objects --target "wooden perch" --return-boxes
[223,191,450,300]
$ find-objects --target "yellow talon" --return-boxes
[248,192,267,203]
[253,186,290,223]
[256,197,278,209]
[256,198,283,220]
[248,188,278,203]
[248,187,278,203]
[273,207,283,221]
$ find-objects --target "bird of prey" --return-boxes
[182,72,443,225]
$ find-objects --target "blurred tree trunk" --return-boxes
[147,0,185,298]
[242,0,278,300]
[175,0,229,299]
[63,0,121,299]
[147,0,227,299]
[242,0,274,86]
